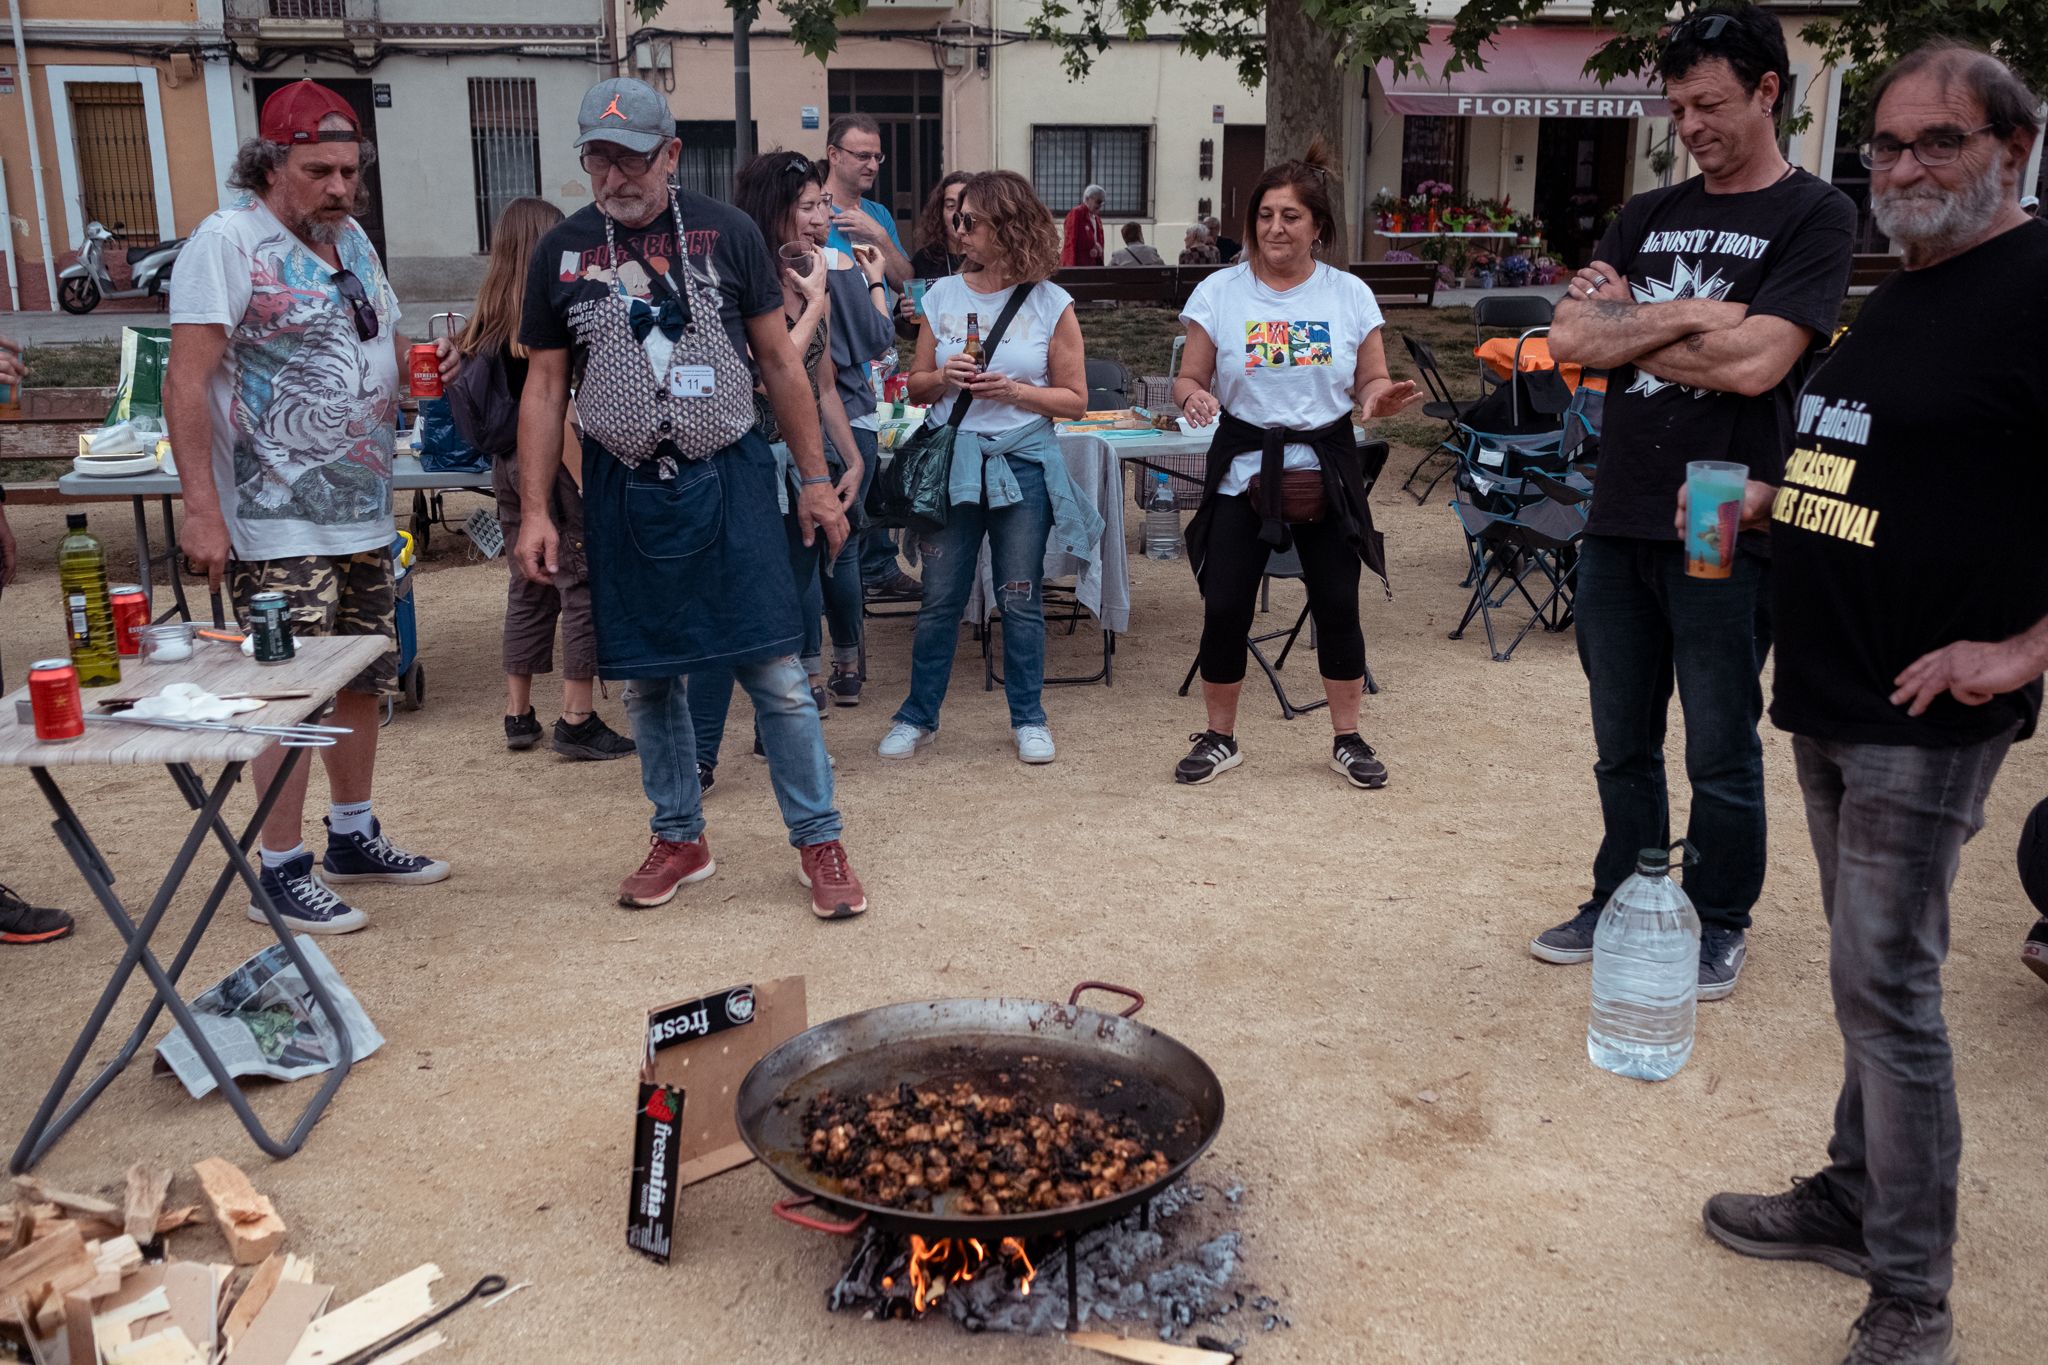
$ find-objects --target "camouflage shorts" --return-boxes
[230,550,398,696]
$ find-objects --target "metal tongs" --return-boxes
[84,712,353,748]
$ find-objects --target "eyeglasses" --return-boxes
[950,211,978,235]
[331,269,378,343]
[1859,124,1994,170]
[579,147,657,176]
[832,146,886,166]
[1674,12,1734,43]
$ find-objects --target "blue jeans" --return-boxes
[894,456,1053,732]
[851,428,902,586]
[626,661,841,848]
[1794,729,2012,1305]
[1574,536,1770,930]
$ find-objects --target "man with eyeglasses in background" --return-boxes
[169,80,459,937]
[1698,44,2046,1365]
[1537,3,1856,1001]
[514,78,868,921]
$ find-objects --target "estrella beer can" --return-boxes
[248,591,295,664]
[408,343,442,398]
[109,584,148,655]
[28,658,84,742]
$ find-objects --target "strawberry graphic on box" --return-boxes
[645,1088,676,1124]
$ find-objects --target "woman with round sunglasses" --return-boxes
[877,171,1098,766]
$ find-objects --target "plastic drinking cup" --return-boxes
[1684,460,1748,579]
[779,242,815,277]
[909,279,929,315]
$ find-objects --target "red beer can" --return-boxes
[28,658,84,742]
[408,343,442,398]
[109,583,148,656]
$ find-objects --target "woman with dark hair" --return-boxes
[687,151,866,786]
[1170,138,1419,790]
[910,171,974,280]
[451,197,634,761]
[1109,221,1164,267]
[878,170,1098,766]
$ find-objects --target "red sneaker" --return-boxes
[618,835,715,908]
[797,840,867,920]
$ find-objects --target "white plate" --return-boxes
[71,451,161,478]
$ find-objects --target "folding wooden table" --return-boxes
[2,636,385,1173]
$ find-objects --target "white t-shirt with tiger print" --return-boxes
[172,195,402,560]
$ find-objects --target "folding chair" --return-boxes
[1178,442,1388,716]
[1449,487,1585,662]
[1085,357,1136,410]
[1398,334,1476,503]
[1472,294,1555,400]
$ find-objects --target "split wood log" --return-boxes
[191,1162,285,1266]
[124,1167,173,1246]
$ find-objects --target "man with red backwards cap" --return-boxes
[167,80,458,937]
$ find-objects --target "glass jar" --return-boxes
[137,622,197,665]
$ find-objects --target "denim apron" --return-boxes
[580,430,803,678]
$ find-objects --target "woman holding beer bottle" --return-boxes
[877,170,1097,767]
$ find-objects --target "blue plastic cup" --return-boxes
[1684,460,1748,579]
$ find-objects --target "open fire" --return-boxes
[896,1235,1037,1313]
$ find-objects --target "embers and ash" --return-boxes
[826,1179,1286,1344]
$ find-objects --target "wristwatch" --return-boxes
[799,475,834,487]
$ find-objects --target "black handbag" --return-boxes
[867,281,1036,533]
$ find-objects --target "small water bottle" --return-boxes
[1588,843,1701,1082]
[1143,474,1182,560]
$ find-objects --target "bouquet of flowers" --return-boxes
[1499,254,1533,287]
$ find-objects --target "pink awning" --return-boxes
[1376,25,1669,119]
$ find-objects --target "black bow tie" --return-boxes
[630,296,686,344]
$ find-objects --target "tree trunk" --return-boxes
[1263,0,1353,264]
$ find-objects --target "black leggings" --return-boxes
[1197,493,1366,685]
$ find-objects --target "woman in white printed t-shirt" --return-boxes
[877,171,1098,767]
[1170,139,1421,791]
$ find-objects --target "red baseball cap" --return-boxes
[260,80,359,146]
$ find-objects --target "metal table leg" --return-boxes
[159,494,191,622]
[9,750,357,1173]
[129,494,153,605]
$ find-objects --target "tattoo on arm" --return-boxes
[1683,333,1706,352]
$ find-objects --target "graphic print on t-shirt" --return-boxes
[1625,256,1737,399]
[1770,391,1879,548]
[1243,320,1332,371]
[560,227,727,383]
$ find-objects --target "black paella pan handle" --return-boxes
[1069,981,1145,1017]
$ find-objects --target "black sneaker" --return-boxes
[1174,730,1242,785]
[1702,1175,1871,1278]
[867,570,923,599]
[2023,917,2048,986]
[1839,1295,1957,1365]
[553,712,636,761]
[1700,925,1748,1002]
[249,853,367,935]
[1330,733,1388,789]
[321,818,451,885]
[827,665,863,707]
[1530,901,1603,965]
[504,707,543,751]
[812,684,829,715]
[0,884,74,945]
[697,761,717,797]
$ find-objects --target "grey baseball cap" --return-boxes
[574,78,673,155]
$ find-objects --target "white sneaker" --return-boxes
[877,722,934,760]
[1015,725,1056,764]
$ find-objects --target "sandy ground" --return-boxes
[1,466,2043,1365]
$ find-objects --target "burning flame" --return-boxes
[903,1235,1038,1312]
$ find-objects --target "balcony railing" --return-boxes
[223,0,378,31]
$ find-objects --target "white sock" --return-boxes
[260,842,308,870]
[328,800,374,838]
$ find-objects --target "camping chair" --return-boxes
[1472,294,1555,400]
[1397,334,1476,503]
[1448,486,1585,662]
[1085,357,1136,410]
[1177,441,1389,716]
[982,579,1115,689]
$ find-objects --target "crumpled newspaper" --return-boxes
[127,683,267,723]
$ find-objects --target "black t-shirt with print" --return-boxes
[1769,219,2048,747]
[519,192,781,370]
[1586,170,1856,541]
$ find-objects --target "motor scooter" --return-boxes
[57,221,186,314]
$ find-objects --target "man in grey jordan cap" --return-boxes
[512,78,871,921]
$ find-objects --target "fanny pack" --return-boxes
[1247,468,1326,524]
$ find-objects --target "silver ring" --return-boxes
[1589,272,1609,289]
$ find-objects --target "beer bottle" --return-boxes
[962,313,982,369]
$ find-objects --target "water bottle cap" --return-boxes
[1635,847,1670,875]
[65,513,87,530]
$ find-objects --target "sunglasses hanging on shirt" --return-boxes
[331,269,379,342]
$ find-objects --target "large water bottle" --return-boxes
[1589,844,1701,1081]
[1143,474,1182,560]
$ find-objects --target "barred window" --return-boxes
[68,83,158,239]
[1031,126,1149,218]
[1399,116,1465,197]
[268,1,344,17]
[675,121,756,204]
[469,78,540,253]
